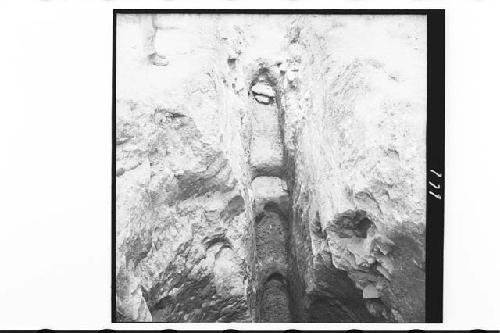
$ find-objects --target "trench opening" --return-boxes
[248,67,302,322]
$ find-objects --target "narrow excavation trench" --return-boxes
[254,202,291,322]
[248,70,296,322]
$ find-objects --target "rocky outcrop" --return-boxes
[116,14,426,322]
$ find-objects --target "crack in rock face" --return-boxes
[115,14,427,323]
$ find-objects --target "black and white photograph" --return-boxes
[4,0,500,331]
[113,10,443,323]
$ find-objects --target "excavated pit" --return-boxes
[248,72,296,322]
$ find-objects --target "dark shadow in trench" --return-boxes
[258,273,292,322]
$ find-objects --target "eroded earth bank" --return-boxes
[115,14,427,322]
